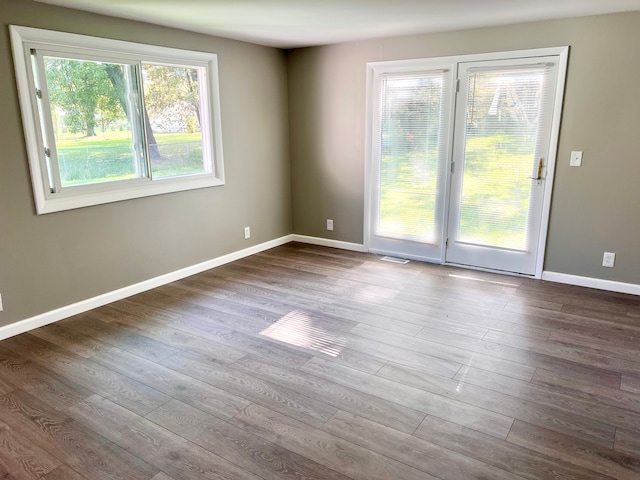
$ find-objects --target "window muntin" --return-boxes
[10,26,224,214]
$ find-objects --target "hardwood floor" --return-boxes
[0,242,639,479]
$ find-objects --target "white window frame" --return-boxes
[10,25,225,214]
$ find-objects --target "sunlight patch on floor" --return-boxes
[260,311,345,357]
[448,273,519,287]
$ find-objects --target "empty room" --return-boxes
[1,0,640,478]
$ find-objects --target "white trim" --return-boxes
[0,235,293,341]
[534,47,569,279]
[363,63,375,252]
[541,271,640,296]
[367,47,570,73]
[290,234,367,252]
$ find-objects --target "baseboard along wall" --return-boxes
[1,234,637,341]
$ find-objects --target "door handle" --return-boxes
[529,158,544,180]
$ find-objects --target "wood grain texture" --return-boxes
[0,421,60,479]
[90,347,250,420]
[0,390,158,480]
[0,243,638,479]
[356,322,536,380]
[453,365,631,440]
[622,373,640,394]
[531,368,639,412]
[615,428,640,457]
[380,361,615,446]
[300,356,514,439]
[323,410,521,480]
[232,355,426,434]
[67,395,261,480]
[507,420,640,480]
[414,415,614,480]
[43,465,88,480]
[0,334,170,416]
[232,403,437,480]
[0,347,91,411]
[159,351,339,427]
[147,399,351,480]
[62,315,182,362]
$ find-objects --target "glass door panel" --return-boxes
[446,58,559,274]
[369,69,452,262]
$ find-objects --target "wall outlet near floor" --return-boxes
[0,293,3,312]
[602,252,616,268]
[326,219,334,231]
[244,226,251,239]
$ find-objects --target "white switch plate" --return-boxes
[244,226,251,239]
[0,293,3,311]
[602,252,615,268]
[570,151,583,167]
[326,219,334,231]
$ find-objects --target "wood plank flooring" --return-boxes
[1,242,639,479]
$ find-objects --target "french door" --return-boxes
[367,49,567,276]
[368,67,454,262]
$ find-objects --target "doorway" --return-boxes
[366,48,568,277]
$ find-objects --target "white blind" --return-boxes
[457,64,553,251]
[377,72,450,243]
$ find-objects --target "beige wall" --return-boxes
[288,12,640,284]
[0,0,291,325]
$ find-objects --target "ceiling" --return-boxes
[35,0,640,49]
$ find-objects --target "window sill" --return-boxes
[34,174,224,214]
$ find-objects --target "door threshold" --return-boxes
[444,261,538,279]
[380,256,411,264]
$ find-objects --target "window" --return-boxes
[10,26,224,214]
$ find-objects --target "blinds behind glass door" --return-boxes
[457,65,553,251]
[377,72,449,243]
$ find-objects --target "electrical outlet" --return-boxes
[602,252,615,268]
[327,219,334,231]
[244,226,251,239]
[0,293,3,312]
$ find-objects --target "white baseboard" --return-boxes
[0,235,294,341]
[542,271,640,296]
[290,234,367,252]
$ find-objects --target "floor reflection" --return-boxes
[260,311,345,357]
[448,273,519,287]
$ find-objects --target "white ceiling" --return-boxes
[35,0,640,48]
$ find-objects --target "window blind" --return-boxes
[457,64,554,251]
[377,72,450,243]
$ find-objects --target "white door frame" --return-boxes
[364,46,569,278]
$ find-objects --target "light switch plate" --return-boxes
[570,151,583,167]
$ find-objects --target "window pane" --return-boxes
[457,67,548,251]
[378,73,448,243]
[141,64,205,179]
[43,57,142,187]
